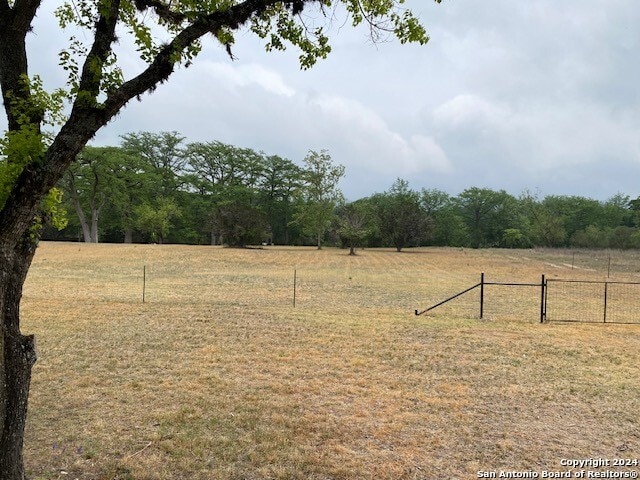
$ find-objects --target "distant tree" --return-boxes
[602,193,632,229]
[293,150,345,249]
[501,228,531,249]
[336,200,374,255]
[374,178,430,252]
[106,149,158,243]
[520,191,567,247]
[570,225,609,249]
[61,147,112,242]
[629,196,640,227]
[609,226,640,250]
[186,141,263,190]
[121,131,187,196]
[456,187,520,248]
[259,155,304,245]
[420,188,464,246]
[433,205,469,247]
[135,198,181,244]
[213,187,269,247]
[542,195,604,240]
[185,141,265,244]
[420,188,450,217]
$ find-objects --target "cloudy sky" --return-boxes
[13,0,640,200]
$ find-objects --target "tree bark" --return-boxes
[65,172,92,242]
[0,233,38,480]
[73,201,92,243]
[90,206,100,243]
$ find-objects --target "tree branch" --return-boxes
[0,0,10,19]
[0,0,41,130]
[11,0,42,33]
[101,0,308,120]
[73,0,122,108]
[133,0,187,24]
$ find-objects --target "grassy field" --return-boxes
[21,243,640,479]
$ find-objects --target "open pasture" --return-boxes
[22,243,640,479]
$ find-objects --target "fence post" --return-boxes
[540,274,545,323]
[603,282,608,323]
[293,269,297,308]
[480,273,484,319]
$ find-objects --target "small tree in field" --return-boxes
[337,200,374,255]
[374,178,430,252]
[0,0,439,477]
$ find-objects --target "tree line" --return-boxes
[48,131,640,252]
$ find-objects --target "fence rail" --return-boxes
[415,273,640,325]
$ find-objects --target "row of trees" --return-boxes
[52,132,345,247]
[53,131,640,252]
[364,183,640,251]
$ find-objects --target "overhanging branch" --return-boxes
[73,0,122,108]
[0,0,10,18]
[101,0,308,119]
[133,0,187,25]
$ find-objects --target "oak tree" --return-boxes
[336,199,373,255]
[373,178,429,252]
[61,146,125,242]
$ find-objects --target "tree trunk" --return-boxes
[90,207,99,243]
[73,200,92,243]
[89,195,105,244]
[124,228,133,244]
[66,173,93,243]
[0,233,38,480]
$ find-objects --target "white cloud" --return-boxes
[432,94,512,131]
[202,62,296,98]
[432,93,639,163]
[307,93,452,177]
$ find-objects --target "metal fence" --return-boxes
[416,273,640,325]
[545,279,640,324]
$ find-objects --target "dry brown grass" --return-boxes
[21,243,640,479]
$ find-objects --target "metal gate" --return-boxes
[545,279,640,324]
[415,274,640,325]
